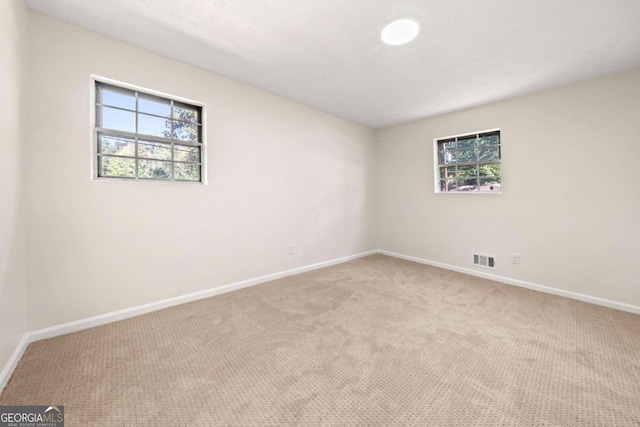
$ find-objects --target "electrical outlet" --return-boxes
[288,244,294,255]
[511,253,520,264]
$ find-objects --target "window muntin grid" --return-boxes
[94,81,203,182]
[436,130,501,193]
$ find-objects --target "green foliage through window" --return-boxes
[436,131,501,193]
[95,81,203,182]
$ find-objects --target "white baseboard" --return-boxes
[0,334,29,392]
[0,250,376,391]
[28,250,376,343]
[378,249,640,315]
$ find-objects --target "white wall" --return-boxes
[377,69,640,307]
[0,0,29,373]
[26,13,377,331]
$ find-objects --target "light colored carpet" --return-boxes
[1,254,639,426]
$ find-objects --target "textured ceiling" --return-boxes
[25,0,640,128]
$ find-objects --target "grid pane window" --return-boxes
[95,81,203,182]
[436,130,501,193]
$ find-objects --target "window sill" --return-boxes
[434,191,502,195]
[92,176,206,185]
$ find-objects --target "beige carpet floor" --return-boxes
[1,254,639,426]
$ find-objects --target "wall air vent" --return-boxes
[473,253,496,269]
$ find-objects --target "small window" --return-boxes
[94,81,204,182]
[435,129,501,193]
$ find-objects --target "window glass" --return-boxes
[436,130,501,193]
[94,81,203,182]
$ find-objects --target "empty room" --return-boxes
[1,0,639,425]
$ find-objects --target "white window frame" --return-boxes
[90,75,207,184]
[433,128,501,194]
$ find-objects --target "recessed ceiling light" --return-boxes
[381,18,420,46]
